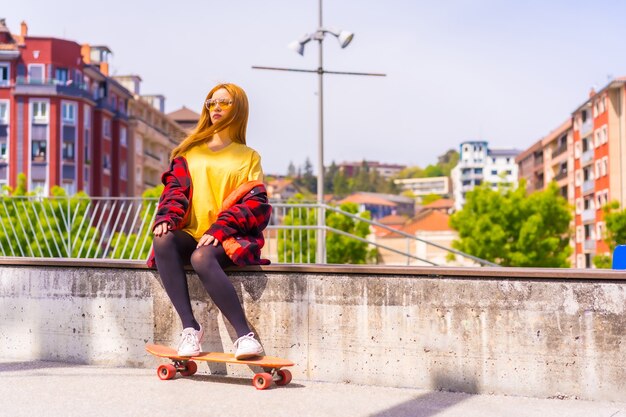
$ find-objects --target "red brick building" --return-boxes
[0,19,132,196]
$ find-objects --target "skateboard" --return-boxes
[145,344,295,390]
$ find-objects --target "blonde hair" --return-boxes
[170,83,249,160]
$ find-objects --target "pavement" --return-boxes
[1,360,625,417]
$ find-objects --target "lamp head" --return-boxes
[337,30,354,48]
[288,34,313,56]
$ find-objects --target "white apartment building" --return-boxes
[451,141,520,210]
[393,176,451,201]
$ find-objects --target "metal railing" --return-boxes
[0,196,496,267]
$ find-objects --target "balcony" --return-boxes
[554,171,568,181]
[581,209,595,223]
[14,77,93,101]
[144,150,161,162]
[582,180,595,195]
[580,120,593,136]
[460,171,483,181]
[551,144,568,158]
[581,150,594,165]
[583,239,596,251]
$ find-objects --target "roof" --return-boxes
[488,148,522,157]
[267,178,297,195]
[168,106,201,121]
[356,192,414,204]
[377,214,410,225]
[401,210,452,234]
[339,194,397,207]
[541,118,572,146]
[572,77,626,114]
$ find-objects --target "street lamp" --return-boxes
[252,0,385,264]
[287,21,355,264]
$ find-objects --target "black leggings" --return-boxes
[152,230,251,337]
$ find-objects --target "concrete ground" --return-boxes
[1,360,625,417]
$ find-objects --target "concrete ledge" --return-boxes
[1,260,625,401]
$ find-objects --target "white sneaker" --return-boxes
[234,332,264,360]
[177,324,204,357]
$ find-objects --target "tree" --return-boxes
[324,161,339,194]
[0,174,101,258]
[287,161,297,178]
[297,158,316,194]
[326,202,377,264]
[332,170,350,198]
[108,185,162,259]
[277,195,376,264]
[421,194,442,205]
[424,164,444,177]
[593,201,626,268]
[395,166,425,179]
[449,181,572,267]
[438,149,460,176]
[277,194,317,263]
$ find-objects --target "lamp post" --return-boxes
[253,0,385,263]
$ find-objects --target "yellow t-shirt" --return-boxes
[182,142,263,240]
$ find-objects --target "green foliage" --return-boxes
[277,194,317,263]
[592,201,626,268]
[449,181,573,267]
[0,179,101,257]
[421,194,442,205]
[277,196,376,264]
[593,254,612,269]
[326,202,377,264]
[0,177,162,260]
[602,201,626,251]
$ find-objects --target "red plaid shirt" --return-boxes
[146,156,272,267]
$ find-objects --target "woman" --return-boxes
[147,83,272,359]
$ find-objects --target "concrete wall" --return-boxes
[1,260,625,401]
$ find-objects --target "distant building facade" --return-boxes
[338,160,406,179]
[450,141,520,210]
[393,176,451,201]
[0,19,185,197]
[516,79,626,268]
[114,75,186,196]
[168,106,200,134]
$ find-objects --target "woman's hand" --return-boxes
[197,233,220,248]
[153,222,171,237]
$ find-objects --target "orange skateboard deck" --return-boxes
[145,344,294,390]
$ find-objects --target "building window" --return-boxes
[574,170,582,186]
[32,101,48,123]
[0,142,7,162]
[121,161,127,180]
[103,154,111,170]
[575,198,582,215]
[120,127,127,147]
[103,119,111,138]
[32,141,47,162]
[0,63,9,86]
[576,226,583,243]
[28,64,45,84]
[0,101,8,123]
[55,68,69,84]
[62,102,76,123]
[62,142,75,161]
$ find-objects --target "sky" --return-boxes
[5,0,626,175]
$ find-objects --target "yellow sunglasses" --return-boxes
[205,98,233,110]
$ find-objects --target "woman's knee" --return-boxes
[190,246,220,271]
[152,232,177,256]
